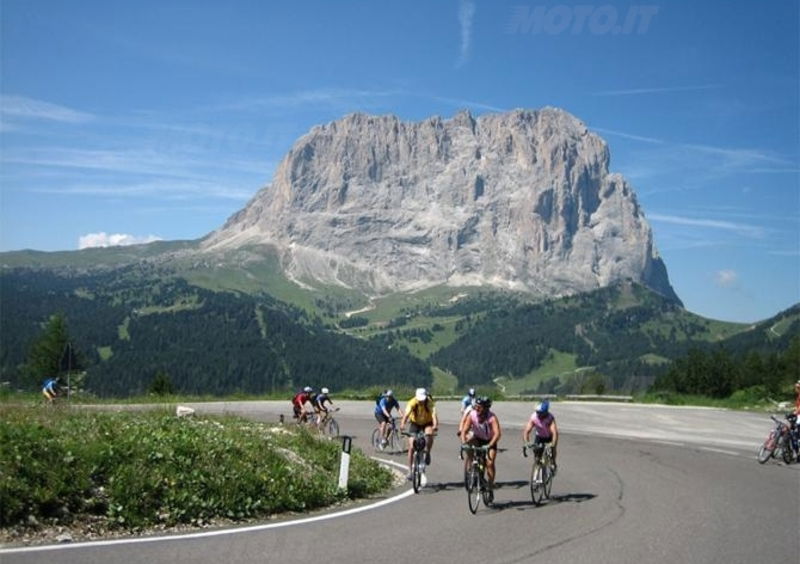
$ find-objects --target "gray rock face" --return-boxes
[202,108,680,302]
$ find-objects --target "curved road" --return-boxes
[3,401,799,563]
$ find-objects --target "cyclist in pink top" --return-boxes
[523,399,559,471]
[459,396,502,496]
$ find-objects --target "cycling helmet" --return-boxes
[474,396,492,409]
[415,388,428,401]
[385,389,394,397]
[468,388,476,396]
[321,387,329,394]
[535,399,550,414]
[303,386,313,393]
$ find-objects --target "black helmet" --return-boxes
[474,396,492,409]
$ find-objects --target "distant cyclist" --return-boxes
[374,389,402,448]
[292,386,314,423]
[459,396,501,498]
[42,377,60,404]
[460,388,477,414]
[313,387,335,429]
[523,399,559,472]
[400,388,438,478]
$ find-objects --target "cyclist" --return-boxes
[460,388,477,414]
[313,387,335,430]
[400,387,438,478]
[374,389,402,448]
[459,396,501,498]
[794,380,800,416]
[292,386,314,423]
[42,376,60,404]
[523,399,559,472]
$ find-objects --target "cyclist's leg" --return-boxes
[424,423,434,464]
[486,444,497,487]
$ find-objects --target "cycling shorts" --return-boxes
[465,437,497,451]
[408,422,433,434]
[375,412,391,424]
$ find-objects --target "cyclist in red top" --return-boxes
[292,387,314,423]
[794,380,800,416]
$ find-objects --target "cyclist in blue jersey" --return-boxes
[374,389,402,448]
[42,377,60,404]
[461,388,477,414]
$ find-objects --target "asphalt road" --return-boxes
[3,401,799,563]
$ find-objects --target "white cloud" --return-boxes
[714,269,738,287]
[592,85,722,96]
[648,213,766,239]
[78,232,162,250]
[456,1,476,68]
[0,95,93,123]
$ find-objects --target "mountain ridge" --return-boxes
[201,107,680,303]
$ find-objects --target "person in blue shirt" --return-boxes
[461,388,477,414]
[373,389,402,448]
[42,377,60,404]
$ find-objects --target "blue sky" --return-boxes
[1,0,797,323]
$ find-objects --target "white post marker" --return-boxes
[338,436,352,490]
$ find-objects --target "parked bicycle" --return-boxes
[402,430,432,493]
[461,444,492,514]
[524,442,555,505]
[757,413,798,464]
[372,417,403,452]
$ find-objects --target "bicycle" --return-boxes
[524,442,555,505]
[402,430,432,494]
[757,414,797,464]
[372,417,403,453]
[317,407,340,437]
[461,444,492,514]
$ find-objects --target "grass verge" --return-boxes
[0,406,392,534]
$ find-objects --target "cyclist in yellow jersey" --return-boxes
[400,388,438,478]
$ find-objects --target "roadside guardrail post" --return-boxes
[338,436,352,490]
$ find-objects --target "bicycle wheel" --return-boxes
[542,464,552,499]
[412,451,423,494]
[467,467,481,514]
[757,432,776,464]
[480,469,493,506]
[327,418,340,437]
[389,429,403,453]
[371,428,381,450]
[530,462,544,505]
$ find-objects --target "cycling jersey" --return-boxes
[374,396,399,416]
[405,397,435,425]
[42,378,57,394]
[461,395,475,411]
[528,412,555,439]
[313,393,331,410]
[466,409,497,441]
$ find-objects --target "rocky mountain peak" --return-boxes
[202,108,680,303]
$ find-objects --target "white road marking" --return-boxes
[0,459,414,555]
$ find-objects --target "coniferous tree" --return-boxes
[23,313,83,387]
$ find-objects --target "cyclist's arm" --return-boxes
[550,419,559,446]
[431,407,439,431]
[522,418,534,443]
[488,416,501,448]
[457,410,470,438]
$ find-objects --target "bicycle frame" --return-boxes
[526,442,554,505]
[461,444,491,513]
[402,431,429,494]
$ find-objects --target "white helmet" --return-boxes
[321,387,329,394]
[303,386,312,393]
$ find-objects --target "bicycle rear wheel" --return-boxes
[530,462,544,505]
[467,467,481,514]
[757,432,776,463]
[412,451,423,494]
